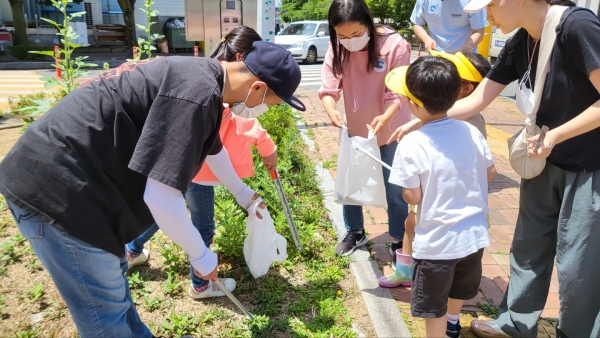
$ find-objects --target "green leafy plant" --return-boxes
[30,0,97,93]
[143,296,162,312]
[10,0,96,131]
[14,326,42,338]
[127,271,153,303]
[162,311,200,336]
[161,270,182,296]
[0,237,22,265]
[477,300,499,317]
[24,282,44,303]
[135,0,164,59]
[159,242,187,274]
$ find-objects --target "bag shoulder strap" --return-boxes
[530,5,569,118]
[557,7,598,43]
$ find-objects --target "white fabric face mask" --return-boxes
[232,87,269,119]
[338,30,370,52]
[515,67,535,116]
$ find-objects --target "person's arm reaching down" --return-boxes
[204,147,257,209]
[144,178,218,279]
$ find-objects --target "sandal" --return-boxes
[470,319,510,338]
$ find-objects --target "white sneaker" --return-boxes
[126,248,149,269]
[188,278,236,299]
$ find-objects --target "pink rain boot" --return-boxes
[378,249,412,288]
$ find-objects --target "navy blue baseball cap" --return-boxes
[243,41,306,111]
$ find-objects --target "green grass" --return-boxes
[477,300,499,317]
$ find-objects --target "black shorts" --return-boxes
[411,248,484,318]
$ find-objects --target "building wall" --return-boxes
[134,0,185,38]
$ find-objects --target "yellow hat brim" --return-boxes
[429,50,484,83]
[385,66,423,107]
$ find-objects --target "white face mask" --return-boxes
[515,67,536,116]
[232,87,269,119]
[338,30,370,52]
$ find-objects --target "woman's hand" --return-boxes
[526,130,557,159]
[386,119,423,144]
[327,110,346,128]
[369,114,392,135]
[262,151,278,172]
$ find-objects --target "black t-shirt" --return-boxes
[0,56,224,257]
[487,8,600,173]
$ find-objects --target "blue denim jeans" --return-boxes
[343,142,407,239]
[125,183,215,289]
[7,200,152,338]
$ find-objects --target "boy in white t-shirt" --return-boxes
[384,56,497,338]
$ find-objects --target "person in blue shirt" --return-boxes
[410,0,488,53]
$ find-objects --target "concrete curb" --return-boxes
[296,118,412,338]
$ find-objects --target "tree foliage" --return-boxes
[280,0,332,22]
[279,0,414,30]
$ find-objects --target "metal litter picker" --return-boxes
[352,142,393,171]
[270,170,303,250]
[213,278,254,320]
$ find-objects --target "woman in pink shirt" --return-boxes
[124,26,278,299]
[320,0,412,262]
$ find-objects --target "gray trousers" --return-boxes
[496,162,600,337]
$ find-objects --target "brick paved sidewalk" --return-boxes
[295,87,560,337]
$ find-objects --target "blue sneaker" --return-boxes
[446,321,461,338]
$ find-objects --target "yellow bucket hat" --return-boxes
[429,50,484,83]
[384,66,423,107]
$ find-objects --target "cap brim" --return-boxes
[283,95,306,112]
[385,66,410,98]
[463,0,490,13]
[430,50,483,82]
[385,66,423,107]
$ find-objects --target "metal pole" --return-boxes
[213,279,254,320]
[270,170,302,250]
[352,142,393,171]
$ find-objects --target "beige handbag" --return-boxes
[507,6,568,179]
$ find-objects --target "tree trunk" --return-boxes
[8,0,28,46]
[117,0,138,47]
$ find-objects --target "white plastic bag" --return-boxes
[334,126,387,207]
[243,201,287,278]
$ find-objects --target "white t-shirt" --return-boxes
[390,117,492,260]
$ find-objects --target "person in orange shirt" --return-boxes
[124,26,278,299]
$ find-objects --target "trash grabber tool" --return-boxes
[270,169,302,250]
[213,278,254,320]
[352,142,393,171]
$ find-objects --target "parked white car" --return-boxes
[274,20,330,64]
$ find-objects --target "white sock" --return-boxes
[447,313,459,325]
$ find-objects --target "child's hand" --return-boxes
[327,110,346,128]
[387,119,423,144]
[250,193,267,219]
[369,114,391,135]
[262,151,278,171]
[193,266,218,281]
